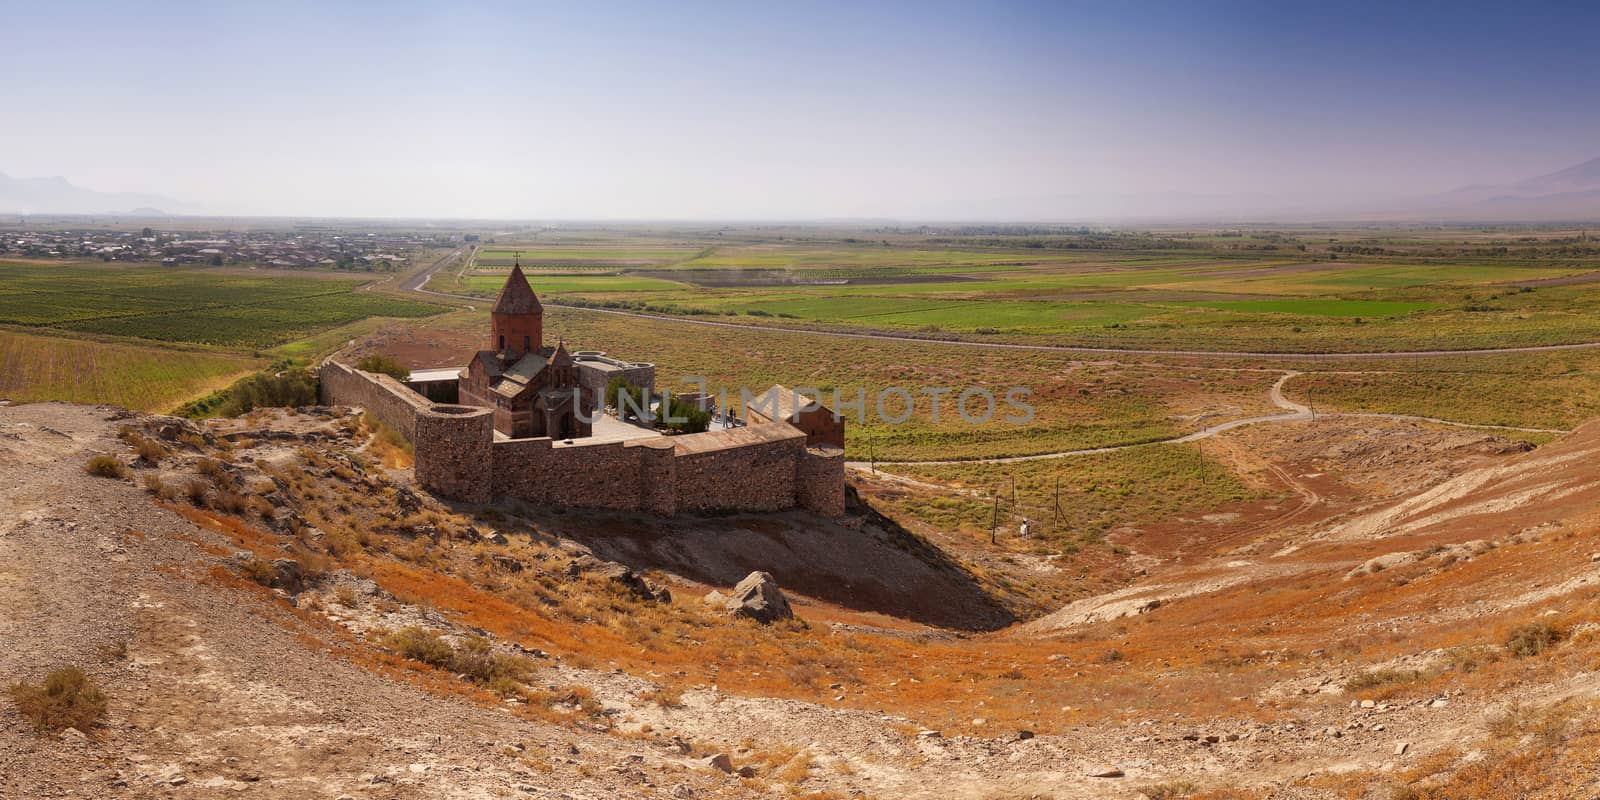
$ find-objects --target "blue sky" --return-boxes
[3,0,1597,218]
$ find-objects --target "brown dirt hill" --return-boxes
[7,402,1600,799]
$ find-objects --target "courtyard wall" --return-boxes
[319,359,844,517]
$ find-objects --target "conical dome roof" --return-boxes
[493,264,542,314]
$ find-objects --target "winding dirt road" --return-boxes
[847,371,1567,472]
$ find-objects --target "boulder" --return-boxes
[702,753,733,774]
[268,558,305,593]
[725,571,793,624]
[595,563,672,603]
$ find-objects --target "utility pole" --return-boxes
[989,494,1000,546]
[1053,476,1063,524]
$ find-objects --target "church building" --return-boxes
[457,264,591,440]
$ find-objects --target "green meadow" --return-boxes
[0,262,442,348]
[438,231,1600,351]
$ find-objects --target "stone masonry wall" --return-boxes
[491,438,646,511]
[414,405,494,504]
[318,360,427,442]
[796,446,847,517]
[673,432,805,513]
[319,359,844,516]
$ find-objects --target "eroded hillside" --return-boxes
[3,401,1600,799]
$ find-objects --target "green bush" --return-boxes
[386,626,454,668]
[606,375,651,421]
[384,628,533,687]
[357,354,410,381]
[176,360,318,418]
[8,667,107,733]
[663,394,710,433]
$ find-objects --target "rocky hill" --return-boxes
[3,401,1600,798]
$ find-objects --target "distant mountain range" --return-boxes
[0,172,191,216]
[954,157,1600,223]
[7,157,1600,221]
[1399,157,1600,220]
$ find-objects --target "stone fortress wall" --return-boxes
[319,360,845,517]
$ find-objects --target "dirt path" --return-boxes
[848,371,1565,472]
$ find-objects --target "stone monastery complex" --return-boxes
[320,266,846,517]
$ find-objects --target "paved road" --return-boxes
[402,246,469,294]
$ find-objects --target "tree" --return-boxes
[357,354,410,381]
[663,394,711,433]
[605,375,650,421]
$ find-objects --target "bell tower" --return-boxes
[490,261,543,359]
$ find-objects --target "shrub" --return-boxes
[8,667,108,733]
[642,682,685,709]
[195,457,228,482]
[1138,783,1200,800]
[84,455,127,479]
[1506,622,1564,657]
[385,626,454,668]
[450,636,532,685]
[141,473,165,495]
[1444,644,1501,674]
[1343,668,1422,694]
[214,490,249,514]
[178,365,318,418]
[606,376,650,421]
[384,629,533,687]
[185,478,211,507]
[663,394,710,433]
[241,557,277,586]
[133,436,167,462]
[357,354,411,381]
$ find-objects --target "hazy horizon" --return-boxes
[5,1,1599,220]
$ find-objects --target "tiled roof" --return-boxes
[492,265,542,315]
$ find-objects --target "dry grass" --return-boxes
[1344,668,1424,697]
[362,413,414,469]
[1505,622,1564,657]
[241,557,278,587]
[184,477,211,506]
[383,627,534,691]
[84,455,127,479]
[7,667,108,733]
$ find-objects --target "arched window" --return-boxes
[524,335,531,351]
[498,335,505,350]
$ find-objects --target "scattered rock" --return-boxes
[917,730,942,739]
[268,558,305,593]
[1086,766,1124,778]
[1395,741,1410,756]
[725,571,793,623]
[702,753,733,774]
[1016,729,1035,741]
[593,562,672,604]
[735,765,757,778]
[58,727,88,743]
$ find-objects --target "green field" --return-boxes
[441,230,1600,352]
[0,262,443,348]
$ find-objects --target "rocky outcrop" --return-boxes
[725,571,792,624]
